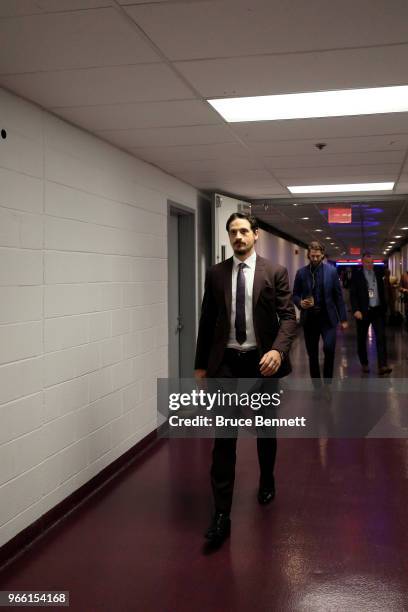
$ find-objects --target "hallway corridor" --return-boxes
[1,326,408,611]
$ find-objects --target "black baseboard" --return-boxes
[0,425,164,572]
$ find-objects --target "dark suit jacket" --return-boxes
[292,262,347,327]
[350,267,387,315]
[194,255,297,377]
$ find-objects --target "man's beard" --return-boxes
[234,243,251,255]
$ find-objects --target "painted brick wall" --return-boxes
[0,88,199,547]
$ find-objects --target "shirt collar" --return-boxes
[233,251,257,270]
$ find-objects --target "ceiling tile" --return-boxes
[0,64,193,107]
[157,157,263,173]
[129,142,253,162]
[396,177,408,193]
[97,124,237,147]
[265,151,405,169]
[119,0,210,3]
[0,8,160,74]
[175,44,408,98]
[248,136,408,157]
[126,0,408,60]
[251,193,292,199]
[274,164,400,179]
[172,170,286,192]
[281,174,397,185]
[233,114,408,142]
[0,0,110,17]
[53,99,220,131]
[214,186,288,198]
[171,168,277,182]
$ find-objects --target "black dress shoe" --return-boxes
[258,486,275,505]
[204,512,230,545]
[378,365,392,375]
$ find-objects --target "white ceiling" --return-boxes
[1,0,408,255]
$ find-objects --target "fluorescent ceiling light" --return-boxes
[401,227,408,230]
[314,229,323,232]
[301,217,309,220]
[288,182,394,194]
[395,235,402,238]
[208,85,408,122]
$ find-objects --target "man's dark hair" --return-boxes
[226,212,259,233]
[307,240,325,254]
[362,251,372,258]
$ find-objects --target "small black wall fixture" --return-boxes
[1,129,7,139]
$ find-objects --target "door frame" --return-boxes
[167,201,196,378]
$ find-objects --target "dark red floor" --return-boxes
[1,325,408,611]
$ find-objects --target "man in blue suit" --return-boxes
[293,241,348,385]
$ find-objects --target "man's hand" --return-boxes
[340,321,349,330]
[194,369,207,379]
[259,350,282,377]
[353,311,363,320]
[300,298,314,309]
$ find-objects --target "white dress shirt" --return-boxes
[227,251,257,350]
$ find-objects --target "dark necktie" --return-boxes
[235,262,246,344]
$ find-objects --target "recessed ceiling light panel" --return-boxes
[288,182,394,194]
[208,85,408,122]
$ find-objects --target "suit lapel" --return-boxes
[253,255,266,310]
[322,263,327,299]
[224,258,233,321]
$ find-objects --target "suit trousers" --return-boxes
[356,306,387,368]
[303,310,337,383]
[210,348,277,515]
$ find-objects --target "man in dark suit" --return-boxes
[195,212,297,546]
[292,241,348,389]
[349,252,392,375]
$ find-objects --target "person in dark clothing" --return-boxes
[349,253,392,375]
[293,241,348,389]
[195,212,297,547]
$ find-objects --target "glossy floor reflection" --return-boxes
[1,325,408,611]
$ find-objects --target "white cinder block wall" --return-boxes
[0,88,201,548]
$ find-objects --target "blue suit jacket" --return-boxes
[292,262,347,327]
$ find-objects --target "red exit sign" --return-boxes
[349,247,361,255]
[328,207,352,223]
